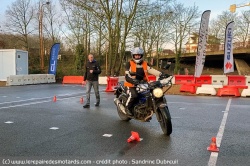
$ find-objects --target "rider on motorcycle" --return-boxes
[124,47,170,115]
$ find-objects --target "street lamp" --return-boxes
[39,1,50,71]
[229,2,250,13]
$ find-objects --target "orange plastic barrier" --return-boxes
[180,84,196,94]
[105,77,119,92]
[217,86,240,97]
[223,85,248,89]
[147,75,156,82]
[62,76,84,84]
[195,75,212,85]
[175,75,195,85]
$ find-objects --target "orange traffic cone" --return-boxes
[127,131,140,143]
[80,97,84,104]
[53,96,57,102]
[207,137,219,152]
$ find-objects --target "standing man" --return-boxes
[83,54,102,108]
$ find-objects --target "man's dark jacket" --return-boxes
[84,60,102,81]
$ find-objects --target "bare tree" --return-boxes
[132,0,173,69]
[64,0,139,76]
[152,1,173,69]
[60,0,93,73]
[209,11,237,42]
[113,0,139,75]
[209,19,222,40]
[235,10,250,47]
[43,0,62,44]
[132,1,157,58]
[169,2,199,74]
[60,0,86,46]
[4,0,35,51]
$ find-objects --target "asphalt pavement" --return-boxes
[0,84,249,166]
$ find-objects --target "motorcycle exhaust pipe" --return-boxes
[144,110,154,122]
[114,98,126,114]
[114,98,120,106]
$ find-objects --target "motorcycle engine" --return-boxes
[133,104,153,121]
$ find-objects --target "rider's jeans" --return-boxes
[126,87,138,112]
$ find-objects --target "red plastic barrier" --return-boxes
[105,77,119,92]
[180,84,196,94]
[227,75,246,86]
[147,75,156,82]
[62,76,84,84]
[217,86,240,97]
[195,75,212,85]
[175,75,195,85]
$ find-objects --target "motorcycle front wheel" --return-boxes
[158,107,172,135]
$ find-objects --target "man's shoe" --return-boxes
[95,102,100,107]
[83,104,90,108]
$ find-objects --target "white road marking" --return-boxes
[0,92,87,105]
[62,84,80,87]
[103,134,113,137]
[2,96,7,97]
[16,97,20,98]
[4,121,14,124]
[208,153,218,166]
[50,127,59,130]
[0,96,81,110]
[0,100,53,109]
[0,97,49,105]
[0,91,122,110]
[179,107,185,110]
[208,98,232,166]
[169,101,226,106]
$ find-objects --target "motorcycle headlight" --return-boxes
[153,88,163,98]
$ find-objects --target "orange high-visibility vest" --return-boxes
[124,60,149,87]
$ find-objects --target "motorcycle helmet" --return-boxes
[131,47,144,64]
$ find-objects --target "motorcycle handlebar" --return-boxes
[136,76,173,90]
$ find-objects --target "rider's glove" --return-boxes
[160,73,171,79]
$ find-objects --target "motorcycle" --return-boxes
[114,73,173,136]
